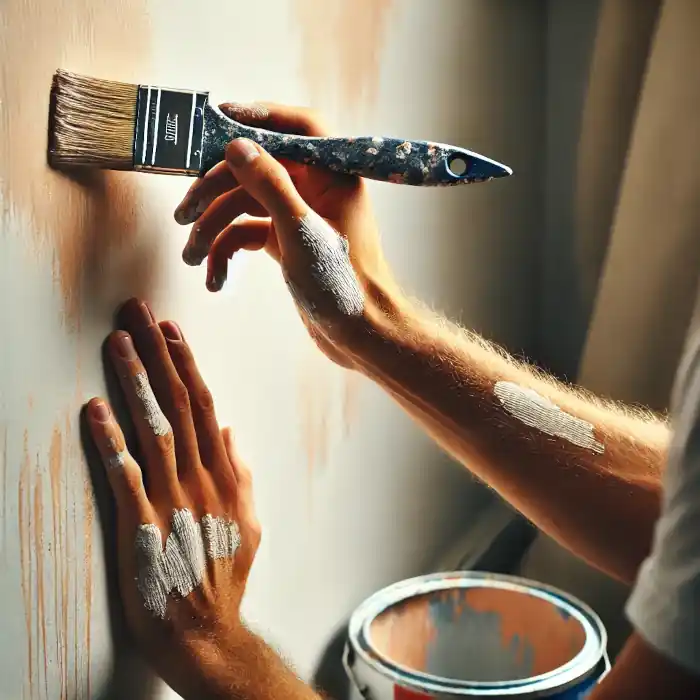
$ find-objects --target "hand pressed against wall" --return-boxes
[85,297,261,700]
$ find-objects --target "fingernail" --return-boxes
[206,270,225,293]
[227,139,259,166]
[140,301,155,325]
[160,320,183,341]
[176,189,215,225]
[183,243,206,267]
[174,178,203,224]
[90,400,111,423]
[115,332,137,360]
[174,200,197,225]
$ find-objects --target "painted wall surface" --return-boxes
[0,1,544,697]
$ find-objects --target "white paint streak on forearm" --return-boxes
[494,381,605,454]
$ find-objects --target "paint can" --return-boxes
[343,572,610,700]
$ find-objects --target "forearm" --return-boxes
[590,633,700,699]
[347,288,668,583]
[190,624,320,700]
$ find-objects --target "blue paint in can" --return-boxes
[344,572,610,699]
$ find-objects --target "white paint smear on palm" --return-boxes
[134,372,171,436]
[494,381,604,454]
[285,210,364,321]
[135,508,241,619]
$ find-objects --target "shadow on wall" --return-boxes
[0,0,157,329]
[51,169,162,329]
[80,345,161,700]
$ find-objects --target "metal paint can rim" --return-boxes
[347,571,609,697]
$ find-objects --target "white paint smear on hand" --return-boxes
[135,508,241,619]
[285,210,364,322]
[107,437,127,469]
[134,372,171,436]
[494,381,604,454]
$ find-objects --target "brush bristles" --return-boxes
[49,69,138,170]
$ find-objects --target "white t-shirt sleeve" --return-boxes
[626,331,700,675]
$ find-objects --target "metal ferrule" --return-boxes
[133,85,209,175]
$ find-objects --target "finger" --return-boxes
[224,139,311,259]
[182,187,269,267]
[221,427,260,556]
[116,299,201,478]
[219,102,329,137]
[220,103,337,185]
[86,397,153,521]
[107,330,182,502]
[157,319,232,485]
[174,161,239,226]
[174,104,329,228]
[206,218,275,292]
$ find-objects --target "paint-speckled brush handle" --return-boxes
[201,107,512,185]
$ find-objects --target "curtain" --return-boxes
[521,0,700,658]
[576,0,700,409]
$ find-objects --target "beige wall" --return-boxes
[0,1,545,697]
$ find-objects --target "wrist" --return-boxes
[176,622,254,700]
[343,272,415,365]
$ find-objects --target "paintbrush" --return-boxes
[48,69,512,186]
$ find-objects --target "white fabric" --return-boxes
[627,331,700,674]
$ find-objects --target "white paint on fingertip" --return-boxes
[108,450,127,469]
[494,381,605,454]
[107,437,127,469]
[135,508,241,619]
[285,210,365,322]
[134,372,171,437]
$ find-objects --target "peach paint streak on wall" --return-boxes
[18,432,33,699]
[291,0,389,477]
[299,347,332,478]
[299,346,363,480]
[15,418,92,700]
[291,0,395,116]
[0,424,6,558]
[33,457,49,700]
[0,0,152,327]
[83,475,94,700]
[49,427,68,700]
[341,372,362,438]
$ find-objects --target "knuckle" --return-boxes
[120,467,145,500]
[195,386,216,416]
[180,465,210,502]
[260,161,293,193]
[247,519,262,546]
[169,381,191,415]
[237,465,253,487]
[155,430,177,460]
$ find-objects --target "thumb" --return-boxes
[225,138,308,255]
